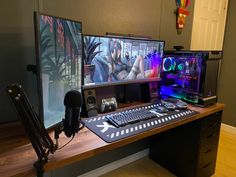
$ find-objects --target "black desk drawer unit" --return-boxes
[197,112,221,177]
[149,111,222,177]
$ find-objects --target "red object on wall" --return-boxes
[176,0,190,34]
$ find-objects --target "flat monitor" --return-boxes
[83,35,165,88]
[34,12,83,128]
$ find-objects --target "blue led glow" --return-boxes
[162,57,176,71]
[160,86,198,103]
[177,63,184,70]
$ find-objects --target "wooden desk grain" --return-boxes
[0,103,225,177]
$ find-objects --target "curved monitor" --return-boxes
[83,35,164,88]
[34,12,83,128]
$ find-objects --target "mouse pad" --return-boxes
[82,107,199,143]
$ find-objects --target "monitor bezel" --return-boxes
[82,34,165,89]
[34,11,83,129]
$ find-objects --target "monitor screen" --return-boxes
[34,12,82,128]
[83,35,164,87]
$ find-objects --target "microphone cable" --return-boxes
[57,134,75,150]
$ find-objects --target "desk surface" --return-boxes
[0,103,225,177]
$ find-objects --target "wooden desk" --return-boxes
[0,103,225,177]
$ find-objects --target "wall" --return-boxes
[218,0,236,126]
[42,0,194,49]
[41,0,161,39]
[0,0,194,123]
[160,0,195,50]
[0,0,38,123]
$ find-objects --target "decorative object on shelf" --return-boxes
[176,0,190,34]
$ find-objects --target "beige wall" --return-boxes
[160,0,194,50]
[41,0,162,39]
[218,0,236,127]
[41,0,194,49]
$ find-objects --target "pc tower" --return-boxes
[160,51,222,107]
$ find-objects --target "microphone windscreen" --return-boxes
[64,90,83,108]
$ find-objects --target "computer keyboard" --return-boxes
[106,103,170,128]
[106,108,157,127]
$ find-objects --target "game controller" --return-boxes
[100,97,118,113]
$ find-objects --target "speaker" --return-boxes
[141,82,159,102]
[82,89,97,117]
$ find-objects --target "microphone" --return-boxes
[63,90,84,137]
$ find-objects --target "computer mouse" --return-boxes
[163,102,176,110]
[176,101,188,109]
[156,106,169,113]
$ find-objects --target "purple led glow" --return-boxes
[148,51,161,78]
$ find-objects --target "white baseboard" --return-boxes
[221,123,236,129]
[78,148,149,177]
[221,123,236,134]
